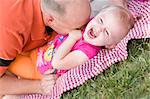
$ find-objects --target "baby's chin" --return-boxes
[83,38,100,46]
[83,34,90,42]
[83,36,91,44]
[83,33,100,46]
[83,32,93,39]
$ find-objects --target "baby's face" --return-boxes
[83,10,128,48]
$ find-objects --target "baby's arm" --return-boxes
[52,30,89,70]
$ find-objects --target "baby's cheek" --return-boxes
[86,22,93,28]
[96,35,104,42]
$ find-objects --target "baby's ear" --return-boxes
[132,12,141,20]
[129,12,141,29]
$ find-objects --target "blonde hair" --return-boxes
[101,5,134,32]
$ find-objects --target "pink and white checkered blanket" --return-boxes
[21,0,150,99]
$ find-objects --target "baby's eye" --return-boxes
[99,18,103,24]
[105,30,109,35]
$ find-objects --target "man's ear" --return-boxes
[46,15,54,26]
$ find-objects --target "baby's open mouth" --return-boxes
[88,29,97,39]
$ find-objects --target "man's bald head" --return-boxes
[63,0,91,27]
[41,0,91,34]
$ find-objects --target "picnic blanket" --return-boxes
[21,0,150,99]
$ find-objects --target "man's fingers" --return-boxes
[41,80,56,87]
[41,79,56,95]
[40,69,58,95]
[43,74,57,81]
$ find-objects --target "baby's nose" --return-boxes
[98,25,106,33]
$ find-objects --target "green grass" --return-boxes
[62,39,150,99]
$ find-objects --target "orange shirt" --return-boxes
[0,0,50,60]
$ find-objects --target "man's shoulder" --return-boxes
[0,0,34,31]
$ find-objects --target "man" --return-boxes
[0,0,128,97]
[0,0,91,96]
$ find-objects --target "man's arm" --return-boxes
[0,74,42,95]
[0,72,57,95]
[0,58,41,95]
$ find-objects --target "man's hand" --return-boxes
[40,69,57,95]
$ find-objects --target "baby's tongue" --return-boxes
[88,28,96,39]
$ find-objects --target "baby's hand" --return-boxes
[69,30,82,41]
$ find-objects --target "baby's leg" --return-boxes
[8,49,42,80]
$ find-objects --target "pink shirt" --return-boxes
[54,35,100,58]
[37,34,100,76]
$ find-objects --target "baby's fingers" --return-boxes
[44,69,55,75]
